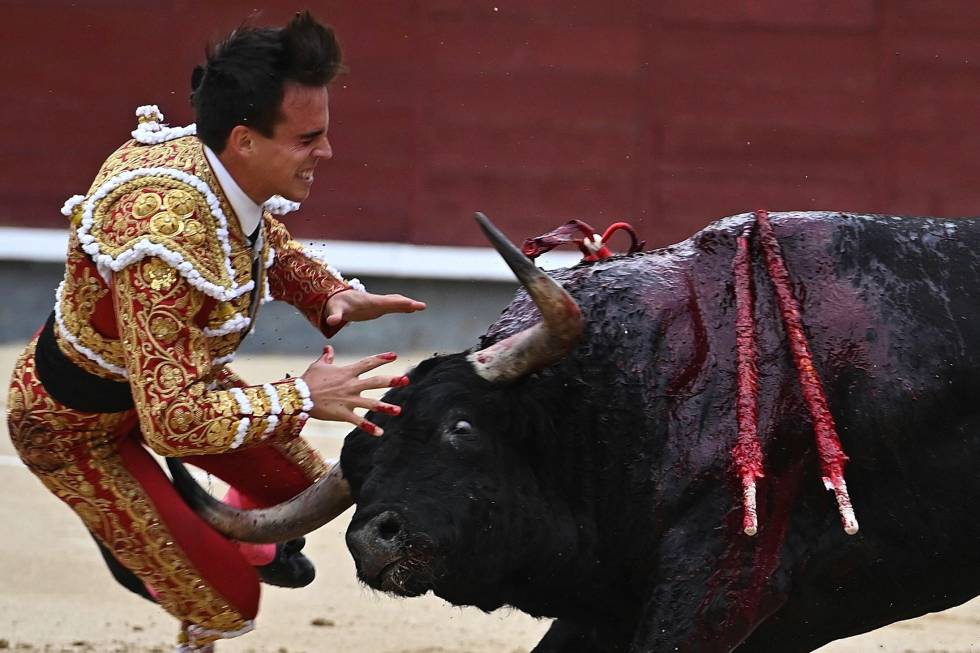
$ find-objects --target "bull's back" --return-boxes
[765,214,980,573]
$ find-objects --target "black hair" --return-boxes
[191,11,344,152]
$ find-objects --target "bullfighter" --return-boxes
[6,11,424,652]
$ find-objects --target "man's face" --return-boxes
[248,83,333,202]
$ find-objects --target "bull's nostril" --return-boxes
[376,516,401,541]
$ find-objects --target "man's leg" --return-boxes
[30,433,259,649]
[104,434,260,647]
[8,339,258,648]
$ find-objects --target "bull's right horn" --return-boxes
[468,212,583,382]
[167,457,353,544]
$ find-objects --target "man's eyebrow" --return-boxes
[298,128,325,140]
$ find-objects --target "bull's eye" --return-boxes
[451,420,473,435]
[443,419,477,449]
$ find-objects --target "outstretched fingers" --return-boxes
[346,352,399,376]
[355,374,411,392]
[330,406,385,437]
[383,294,427,314]
[350,396,402,416]
[303,349,414,432]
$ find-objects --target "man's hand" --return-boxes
[324,290,426,327]
[299,346,410,436]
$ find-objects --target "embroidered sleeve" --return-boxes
[113,256,314,457]
[265,216,357,337]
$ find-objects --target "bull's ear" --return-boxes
[504,372,587,454]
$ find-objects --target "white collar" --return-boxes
[203,145,263,239]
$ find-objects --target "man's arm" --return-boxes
[113,256,408,452]
[113,256,314,456]
[264,216,424,335]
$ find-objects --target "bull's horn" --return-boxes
[166,457,353,544]
[468,212,583,382]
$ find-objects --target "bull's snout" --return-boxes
[346,510,407,580]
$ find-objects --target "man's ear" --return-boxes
[226,125,254,157]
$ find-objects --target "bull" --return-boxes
[171,210,980,652]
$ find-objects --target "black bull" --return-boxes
[167,210,980,650]
[339,211,980,652]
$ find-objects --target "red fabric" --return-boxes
[184,447,320,567]
[184,445,318,567]
[222,487,277,566]
[183,446,314,506]
[116,434,260,619]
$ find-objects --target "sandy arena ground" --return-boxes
[1,344,979,652]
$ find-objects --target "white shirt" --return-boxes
[203,145,263,240]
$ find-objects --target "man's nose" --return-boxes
[314,136,333,160]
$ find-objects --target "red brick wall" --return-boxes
[2,1,980,248]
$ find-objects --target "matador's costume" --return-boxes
[7,107,358,651]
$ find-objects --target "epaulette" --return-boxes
[64,106,252,302]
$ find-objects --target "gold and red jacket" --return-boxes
[54,130,353,457]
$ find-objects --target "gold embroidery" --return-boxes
[144,258,178,291]
[215,302,238,321]
[265,215,350,333]
[89,138,202,192]
[158,364,185,389]
[150,314,181,343]
[232,251,251,276]
[168,405,194,431]
[111,259,303,455]
[9,134,332,637]
[274,437,328,482]
[56,246,125,380]
[205,418,235,446]
[132,192,162,218]
[10,336,316,640]
[150,211,184,237]
[244,417,270,442]
[215,392,238,415]
[207,335,240,364]
[78,480,97,498]
[184,218,205,246]
[59,137,264,379]
[164,189,196,218]
[89,176,229,292]
[275,381,303,414]
[44,137,320,459]
[243,387,269,417]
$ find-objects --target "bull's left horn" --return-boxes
[468,212,583,382]
[167,457,353,544]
